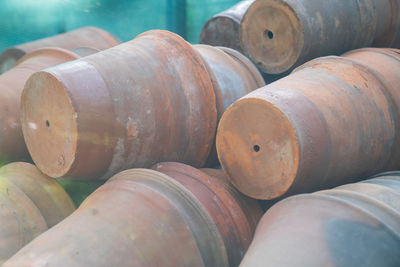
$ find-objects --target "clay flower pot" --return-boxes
[4,162,262,267]
[0,162,74,264]
[217,48,400,200]
[241,173,400,266]
[0,26,119,73]
[199,0,255,53]
[0,46,99,165]
[238,0,400,74]
[21,30,263,180]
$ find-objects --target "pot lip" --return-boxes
[135,30,218,168]
[107,167,229,267]
[15,47,81,66]
[268,192,400,237]
[0,177,48,233]
[217,46,266,88]
[315,189,400,235]
[152,162,259,266]
[80,26,121,46]
[342,47,400,61]
[369,171,400,179]
[200,167,264,229]
[71,46,101,57]
[192,44,226,119]
[0,162,75,226]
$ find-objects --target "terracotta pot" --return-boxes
[342,48,400,168]
[21,30,263,181]
[4,163,262,267]
[199,0,255,53]
[153,162,263,266]
[0,26,119,73]
[0,162,74,264]
[240,173,400,267]
[217,48,400,200]
[0,162,75,227]
[0,46,98,164]
[200,167,263,231]
[194,44,265,166]
[239,0,400,74]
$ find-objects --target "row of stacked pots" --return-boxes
[0,17,399,266]
[201,0,400,76]
[5,165,400,266]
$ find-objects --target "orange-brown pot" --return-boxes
[4,163,262,267]
[240,173,400,266]
[21,30,263,180]
[0,162,74,264]
[217,48,400,200]
[239,0,400,74]
[199,0,255,53]
[0,26,119,73]
[0,47,99,164]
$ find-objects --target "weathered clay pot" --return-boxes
[0,162,75,227]
[240,173,400,267]
[4,163,262,267]
[342,48,400,168]
[239,0,400,74]
[217,48,400,200]
[0,26,119,73]
[194,44,265,166]
[199,0,255,52]
[0,162,74,264]
[0,46,98,164]
[152,162,263,266]
[21,30,264,180]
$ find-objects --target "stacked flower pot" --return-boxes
[0,3,400,265]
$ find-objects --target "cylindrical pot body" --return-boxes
[4,163,262,267]
[199,0,255,52]
[342,48,400,168]
[239,0,400,74]
[0,178,47,265]
[194,44,265,166]
[152,162,263,266]
[0,47,97,164]
[240,174,400,266]
[0,162,75,227]
[0,26,119,73]
[200,167,264,231]
[0,162,74,263]
[217,48,400,200]
[21,30,218,181]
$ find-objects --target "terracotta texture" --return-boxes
[4,163,262,267]
[239,0,400,74]
[240,173,400,267]
[153,162,263,266]
[217,48,400,200]
[199,0,255,52]
[194,44,265,166]
[0,46,99,165]
[0,162,74,264]
[21,30,263,180]
[0,26,119,73]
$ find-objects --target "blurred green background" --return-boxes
[0,0,240,52]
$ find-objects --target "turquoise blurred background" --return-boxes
[0,0,240,52]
